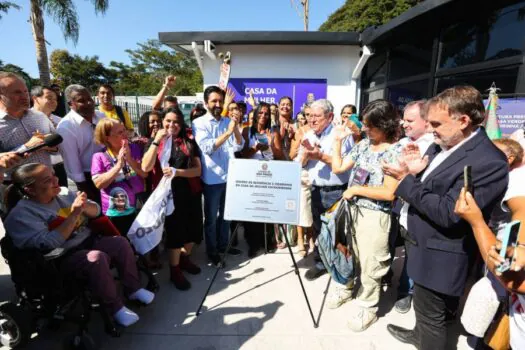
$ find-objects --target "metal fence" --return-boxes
[94,97,198,132]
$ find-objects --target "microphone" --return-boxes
[17,134,63,156]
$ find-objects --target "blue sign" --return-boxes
[228,78,327,117]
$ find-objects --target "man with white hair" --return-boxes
[57,84,106,203]
[297,99,354,281]
[0,72,57,180]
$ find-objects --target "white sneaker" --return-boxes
[327,282,353,309]
[347,308,378,332]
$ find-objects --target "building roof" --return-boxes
[159,31,360,52]
[361,0,455,45]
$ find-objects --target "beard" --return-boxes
[210,106,222,118]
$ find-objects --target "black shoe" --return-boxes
[208,254,225,268]
[394,295,412,314]
[304,265,326,281]
[387,324,418,348]
[219,247,242,256]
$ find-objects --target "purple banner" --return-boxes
[483,98,525,136]
[228,78,327,119]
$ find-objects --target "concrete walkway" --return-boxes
[0,227,472,350]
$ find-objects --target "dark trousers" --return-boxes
[413,283,460,350]
[311,185,345,263]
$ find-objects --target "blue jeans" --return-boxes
[203,183,230,256]
[398,245,414,297]
[311,185,345,269]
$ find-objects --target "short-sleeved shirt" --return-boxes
[489,165,525,233]
[91,143,144,214]
[98,105,134,131]
[347,138,403,212]
[0,109,56,176]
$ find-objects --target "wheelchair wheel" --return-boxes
[62,331,97,350]
[0,302,32,349]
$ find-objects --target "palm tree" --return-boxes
[0,2,20,19]
[29,0,109,85]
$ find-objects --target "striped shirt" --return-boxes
[0,108,55,177]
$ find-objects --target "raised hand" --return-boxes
[248,89,256,108]
[454,188,483,225]
[153,129,168,143]
[224,87,236,107]
[164,75,176,88]
[334,124,352,141]
[71,191,87,215]
[381,156,409,181]
[228,117,238,134]
[402,143,429,175]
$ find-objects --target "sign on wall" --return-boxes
[486,98,525,136]
[228,78,327,118]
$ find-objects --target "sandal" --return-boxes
[277,241,287,249]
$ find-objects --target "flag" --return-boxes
[485,83,502,140]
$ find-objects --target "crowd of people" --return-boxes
[1,70,524,349]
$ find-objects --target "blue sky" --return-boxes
[1,0,345,78]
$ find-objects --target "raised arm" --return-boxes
[152,76,176,111]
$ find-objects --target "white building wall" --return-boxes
[200,45,361,116]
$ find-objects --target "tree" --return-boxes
[0,60,38,88]
[0,1,20,19]
[49,49,116,92]
[319,0,423,32]
[29,0,109,86]
[111,40,202,96]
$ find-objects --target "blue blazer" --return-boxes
[395,129,508,296]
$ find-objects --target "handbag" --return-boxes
[460,275,501,337]
[484,297,510,350]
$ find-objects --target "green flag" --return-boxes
[485,84,502,140]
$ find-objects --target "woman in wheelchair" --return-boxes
[4,163,155,327]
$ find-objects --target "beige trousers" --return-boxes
[352,207,391,314]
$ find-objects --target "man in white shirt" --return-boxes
[390,100,434,314]
[31,85,68,187]
[57,84,105,203]
[0,72,57,180]
[192,86,244,266]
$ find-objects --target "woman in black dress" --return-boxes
[142,107,203,290]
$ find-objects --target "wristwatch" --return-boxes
[152,141,160,147]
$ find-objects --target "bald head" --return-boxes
[0,72,30,118]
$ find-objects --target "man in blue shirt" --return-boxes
[192,86,244,266]
[297,99,354,280]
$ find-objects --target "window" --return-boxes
[440,2,525,69]
[363,52,387,89]
[389,41,433,81]
[388,80,429,110]
[436,66,519,94]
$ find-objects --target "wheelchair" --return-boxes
[0,232,159,349]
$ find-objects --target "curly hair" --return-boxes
[361,99,401,143]
[138,110,163,138]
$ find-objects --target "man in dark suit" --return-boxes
[382,85,509,350]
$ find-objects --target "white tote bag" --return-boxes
[461,276,501,337]
[127,135,175,254]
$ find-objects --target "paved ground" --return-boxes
[0,227,472,350]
